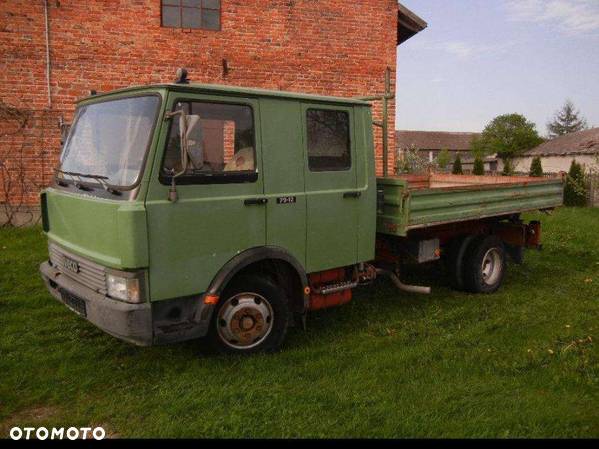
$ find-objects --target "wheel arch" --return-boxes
[206,246,310,317]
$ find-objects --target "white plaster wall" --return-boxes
[507,155,598,174]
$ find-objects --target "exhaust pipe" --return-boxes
[375,269,431,295]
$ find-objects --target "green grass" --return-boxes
[1,207,598,438]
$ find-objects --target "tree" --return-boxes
[476,114,544,163]
[564,159,587,207]
[472,155,485,175]
[529,156,543,177]
[396,145,429,174]
[470,134,487,158]
[436,149,451,170]
[502,158,514,176]
[547,100,588,138]
[452,154,463,175]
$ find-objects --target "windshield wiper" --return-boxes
[55,170,121,196]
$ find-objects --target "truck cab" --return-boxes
[40,80,377,353]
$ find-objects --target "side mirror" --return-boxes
[58,116,71,147]
[165,109,203,202]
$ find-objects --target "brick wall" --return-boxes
[0,0,400,206]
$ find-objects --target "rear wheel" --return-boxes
[445,234,476,291]
[207,276,290,355]
[463,235,506,294]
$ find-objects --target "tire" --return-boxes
[445,235,477,291]
[463,235,506,294]
[505,243,524,265]
[207,275,290,355]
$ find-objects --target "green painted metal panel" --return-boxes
[44,189,148,269]
[301,102,359,273]
[355,107,377,263]
[408,182,563,227]
[376,177,410,236]
[377,177,564,236]
[260,98,307,268]
[116,204,149,268]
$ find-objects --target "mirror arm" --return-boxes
[165,109,189,202]
[168,174,179,203]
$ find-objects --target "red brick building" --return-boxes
[0,0,426,219]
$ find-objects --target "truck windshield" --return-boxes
[59,95,160,188]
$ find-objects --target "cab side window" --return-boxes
[306,109,351,172]
[163,101,256,183]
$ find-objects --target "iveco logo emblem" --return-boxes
[63,257,79,273]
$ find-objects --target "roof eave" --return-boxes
[398,3,428,45]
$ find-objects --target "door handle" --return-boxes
[244,198,268,206]
[343,191,362,199]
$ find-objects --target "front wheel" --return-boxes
[463,235,506,294]
[207,276,290,355]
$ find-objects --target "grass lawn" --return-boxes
[0,207,598,438]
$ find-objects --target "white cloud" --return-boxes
[441,42,476,59]
[433,41,515,60]
[505,0,599,34]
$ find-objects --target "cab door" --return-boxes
[302,104,359,272]
[145,93,265,301]
[261,99,307,267]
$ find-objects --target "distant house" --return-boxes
[396,130,498,172]
[513,128,599,174]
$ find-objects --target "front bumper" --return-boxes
[40,261,153,346]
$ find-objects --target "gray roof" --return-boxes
[525,128,599,157]
[396,130,480,151]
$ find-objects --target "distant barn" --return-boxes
[396,130,497,172]
[513,128,599,174]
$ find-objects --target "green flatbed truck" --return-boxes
[39,70,564,354]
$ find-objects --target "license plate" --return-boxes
[63,257,79,273]
[61,290,87,317]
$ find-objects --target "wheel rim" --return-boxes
[216,292,274,350]
[481,248,502,286]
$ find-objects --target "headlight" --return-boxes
[106,273,142,303]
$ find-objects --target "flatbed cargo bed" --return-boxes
[377,173,564,237]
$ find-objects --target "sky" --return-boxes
[396,0,599,135]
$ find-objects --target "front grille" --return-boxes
[60,289,87,317]
[49,243,107,295]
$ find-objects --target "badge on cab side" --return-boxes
[276,196,297,204]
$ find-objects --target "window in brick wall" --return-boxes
[161,0,221,31]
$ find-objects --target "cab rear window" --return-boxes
[306,109,351,172]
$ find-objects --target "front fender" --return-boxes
[207,246,309,299]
